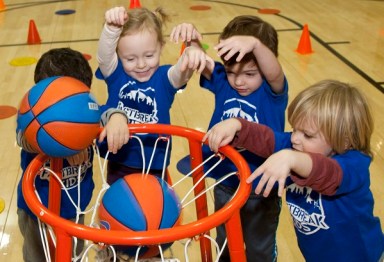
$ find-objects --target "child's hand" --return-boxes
[99,113,129,154]
[246,149,293,197]
[105,6,128,27]
[66,149,89,166]
[181,46,214,73]
[215,36,259,62]
[170,23,202,44]
[202,118,242,153]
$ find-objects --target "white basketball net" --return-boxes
[30,133,242,262]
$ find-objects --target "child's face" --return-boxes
[224,60,263,96]
[291,120,333,157]
[117,30,162,82]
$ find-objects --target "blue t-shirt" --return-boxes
[17,147,94,220]
[97,61,184,170]
[274,133,384,262]
[200,62,288,189]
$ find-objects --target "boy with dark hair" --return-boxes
[16,48,100,262]
[171,16,288,261]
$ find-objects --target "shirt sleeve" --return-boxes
[290,152,342,196]
[231,118,275,158]
[97,24,122,78]
[100,108,128,127]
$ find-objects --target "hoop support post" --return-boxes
[55,228,72,261]
[49,157,64,261]
[189,139,212,262]
[226,210,246,262]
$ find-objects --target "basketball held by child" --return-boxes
[99,173,182,258]
[17,76,101,157]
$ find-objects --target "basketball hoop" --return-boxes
[22,124,251,262]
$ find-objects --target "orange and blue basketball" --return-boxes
[99,173,182,258]
[17,76,100,157]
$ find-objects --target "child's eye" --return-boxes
[126,58,135,62]
[304,133,313,139]
[146,54,154,58]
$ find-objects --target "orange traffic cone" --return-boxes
[0,0,6,10]
[296,24,313,55]
[129,0,141,9]
[180,42,186,56]
[27,20,41,45]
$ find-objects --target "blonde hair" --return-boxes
[288,80,373,157]
[120,7,170,46]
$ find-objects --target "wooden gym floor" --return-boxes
[0,0,383,261]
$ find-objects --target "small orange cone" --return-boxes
[129,0,141,9]
[296,24,313,55]
[0,0,6,10]
[27,20,41,45]
[180,42,186,56]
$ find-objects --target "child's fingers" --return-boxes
[179,55,189,72]
[169,27,178,43]
[117,8,127,25]
[196,53,210,73]
[202,130,210,143]
[106,7,126,26]
[170,26,183,43]
[193,29,203,42]
[246,168,263,185]
[254,173,269,195]
[235,52,245,62]
[277,181,285,197]
[98,128,107,143]
[262,177,277,197]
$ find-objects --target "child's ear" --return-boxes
[344,137,351,150]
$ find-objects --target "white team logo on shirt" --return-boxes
[39,148,92,189]
[118,83,159,124]
[221,98,259,122]
[286,184,329,235]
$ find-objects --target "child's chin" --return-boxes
[135,74,152,82]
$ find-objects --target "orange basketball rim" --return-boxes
[22,123,252,262]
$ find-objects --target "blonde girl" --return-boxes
[97,6,213,184]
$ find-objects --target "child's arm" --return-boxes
[247,149,312,197]
[215,36,285,93]
[203,118,275,157]
[16,130,38,153]
[170,23,203,48]
[99,108,130,154]
[247,150,342,198]
[97,7,128,78]
[169,23,214,83]
[168,46,214,88]
[66,149,89,166]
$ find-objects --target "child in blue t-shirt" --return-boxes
[203,79,384,262]
[96,6,213,185]
[16,48,96,262]
[171,16,288,261]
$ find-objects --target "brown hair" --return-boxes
[219,15,278,66]
[288,80,374,156]
[34,48,92,87]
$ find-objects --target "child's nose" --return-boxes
[234,76,244,86]
[291,132,300,145]
[137,59,146,68]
